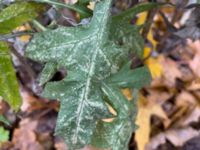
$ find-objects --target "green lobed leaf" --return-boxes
[92,66,151,150]
[101,82,132,117]
[0,127,9,143]
[106,65,152,89]
[25,0,152,149]
[26,0,128,148]
[92,118,134,150]
[111,2,163,58]
[0,42,21,111]
[110,23,144,58]
[0,2,44,34]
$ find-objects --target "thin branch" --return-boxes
[141,8,157,39]
[32,19,47,31]
[0,31,34,41]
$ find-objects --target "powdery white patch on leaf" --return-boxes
[26,0,152,149]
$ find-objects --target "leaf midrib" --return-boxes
[72,7,110,144]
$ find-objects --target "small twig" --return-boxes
[159,11,177,32]
[142,8,158,39]
[61,14,79,26]
[171,0,188,24]
[141,1,174,39]
[0,31,34,41]
[34,108,52,119]
[156,11,179,52]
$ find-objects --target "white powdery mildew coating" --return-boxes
[25,0,130,148]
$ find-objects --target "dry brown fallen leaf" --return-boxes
[187,79,200,91]
[176,91,196,107]
[181,107,200,126]
[146,127,200,150]
[147,89,173,105]
[12,119,44,150]
[54,137,67,150]
[169,91,198,127]
[189,40,200,78]
[20,91,59,112]
[145,91,200,150]
[161,57,182,87]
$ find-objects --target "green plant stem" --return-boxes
[142,8,157,39]
[34,0,92,17]
[32,19,47,31]
[113,2,171,21]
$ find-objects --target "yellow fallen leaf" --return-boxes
[136,12,148,25]
[147,29,157,49]
[136,12,162,78]
[146,58,163,79]
[143,46,151,58]
[135,94,168,150]
[144,47,163,78]
[136,12,157,49]
[122,88,132,101]
[15,24,31,42]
